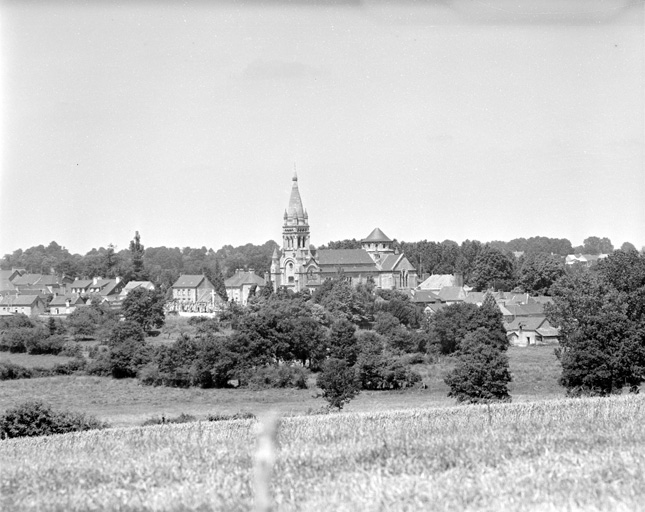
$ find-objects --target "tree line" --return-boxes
[3,234,637,295]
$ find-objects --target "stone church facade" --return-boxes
[270,175,418,292]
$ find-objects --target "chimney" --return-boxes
[249,268,255,275]
[116,276,121,284]
[93,277,99,285]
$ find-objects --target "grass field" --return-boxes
[0,346,562,426]
[0,352,75,369]
[1,394,644,511]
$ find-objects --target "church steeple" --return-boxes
[286,173,306,222]
[280,173,311,292]
[283,173,310,252]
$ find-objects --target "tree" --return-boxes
[578,236,614,255]
[121,287,166,331]
[547,255,645,396]
[327,318,359,364]
[316,358,361,409]
[129,231,147,280]
[427,302,480,354]
[67,307,104,340]
[518,253,565,295]
[470,245,516,291]
[620,241,637,252]
[444,328,512,403]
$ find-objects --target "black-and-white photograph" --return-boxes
[1,1,644,510]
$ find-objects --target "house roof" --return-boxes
[12,274,44,286]
[464,292,486,304]
[361,227,392,243]
[504,316,548,332]
[531,295,554,305]
[0,295,42,307]
[37,275,64,286]
[50,294,84,306]
[316,249,376,267]
[99,281,122,296]
[172,275,208,288]
[406,289,440,303]
[225,271,266,288]
[418,274,459,290]
[536,325,560,337]
[121,281,155,293]
[71,279,93,290]
[378,253,404,271]
[498,304,513,316]
[438,286,467,302]
[0,270,19,292]
[505,303,545,317]
[425,303,446,314]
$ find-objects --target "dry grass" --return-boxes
[0,352,75,369]
[1,394,644,511]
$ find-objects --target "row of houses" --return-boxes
[0,269,156,316]
[166,269,267,315]
[404,274,560,347]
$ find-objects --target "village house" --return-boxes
[0,295,46,316]
[167,275,224,315]
[119,280,155,299]
[505,316,560,346]
[565,254,608,266]
[225,269,266,305]
[49,294,85,316]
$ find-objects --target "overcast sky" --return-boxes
[1,0,643,256]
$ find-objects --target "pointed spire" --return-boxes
[287,172,305,220]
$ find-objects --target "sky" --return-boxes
[1,0,643,256]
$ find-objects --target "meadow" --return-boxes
[0,346,563,426]
[1,394,644,511]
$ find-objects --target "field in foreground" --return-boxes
[0,345,563,426]
[1,394,644,511]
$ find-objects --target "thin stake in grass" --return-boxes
[254,411,278,512]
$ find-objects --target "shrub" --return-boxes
[107,320,146,346]
[243,365,309,390]
[59,342,83,358]
[141,413,196,426]
[49,357,87,375]
[0,327,48,353]
[187,316,210,325]
[0,400,107,439]
[316,358,361,410]
[108,339,153,379]
[0,313,35,330]
[0,361,33,380]
[26,334,66,355]
[207,411,256,422]
[444,329,512,404]
[85,351,112,376]
[67,307,104,340]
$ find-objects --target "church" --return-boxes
[270,175,418,292]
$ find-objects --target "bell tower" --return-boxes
[280,172,310,290]
[282,173,310,257]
